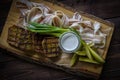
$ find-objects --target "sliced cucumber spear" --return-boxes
[75,51,86,56]
[79,57,100,64]
[70,54,78,66]
[88,46,105,63]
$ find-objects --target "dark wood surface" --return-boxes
[0,0,120,80]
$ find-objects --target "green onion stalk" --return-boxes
[27,22,70,37]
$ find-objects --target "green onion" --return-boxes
[27,22,70,37]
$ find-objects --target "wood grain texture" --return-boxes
[56,0,120,19]
[0,0,120,80]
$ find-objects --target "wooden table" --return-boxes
[0,0,120,80]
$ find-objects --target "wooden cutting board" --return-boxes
[0,0,114,79]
